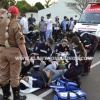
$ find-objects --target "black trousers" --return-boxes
[83,41,98,73]
[53,30,60,42]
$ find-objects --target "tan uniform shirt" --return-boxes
[0,13,25,47]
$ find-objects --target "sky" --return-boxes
[16,0,58,6]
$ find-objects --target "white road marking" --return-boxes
[38,89,53,98]
[91,61,100,68]
[0,88,44,100]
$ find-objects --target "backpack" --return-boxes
[50,77,80,92]
[53,90,87,100]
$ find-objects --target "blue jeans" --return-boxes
[43,64,67,80]
[46,30,52,41]
[24,35,32,45]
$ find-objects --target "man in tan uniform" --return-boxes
[0,6,30,100]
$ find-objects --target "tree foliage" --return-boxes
[0,0,16,9]
[96,0,100,2]
[16,0,31,13]
[44,0,52,8]
[29,6,38,13]
[65,0,100,15]
[35,2,45,10]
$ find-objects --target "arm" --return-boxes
[13,22,30,66]
[37,56,46,66]
[18,44,30,66]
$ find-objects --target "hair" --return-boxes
[47,38,54,45]
[71,36,86,57]
[64,16,67,19]
[41,16,44,18]
[20,13,26,17]
[11,14,17,19]
[66,33,76,39]
[20,82,28,90]
[61,39,68,43]
[70,17,73,20]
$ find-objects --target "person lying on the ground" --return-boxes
[20,70,54,93]
[43,60,67,81]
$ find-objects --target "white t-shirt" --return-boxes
[53,21,60,30]
[46,19,52,30]
[74,17,79,21]
[69,21,74,30]
[20,17,29,34]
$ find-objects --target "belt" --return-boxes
[0,44,18,48]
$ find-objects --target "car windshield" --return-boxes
[79,13,100,24]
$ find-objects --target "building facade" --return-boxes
[38,0,80,23]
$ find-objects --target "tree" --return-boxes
[35,2,45,10]
[96,0,100,2]
[65,0,99,15]
[16,0,31,13]
[44,0,52,8]
[29,6,38,13]
[0,0,16,9]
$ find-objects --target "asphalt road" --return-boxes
[0,45,100,100]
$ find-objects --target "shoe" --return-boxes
[12,86,26,100]
[1,83,11,100]
[82,72,89,76]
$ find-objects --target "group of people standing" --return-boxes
[39,14,79,43]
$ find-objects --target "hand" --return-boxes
[25,59,30,66]
[37,56,41,61]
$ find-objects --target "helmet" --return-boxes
[8,6,19,15]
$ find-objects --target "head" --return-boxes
[8,6,19,21]
[66,32,76,42]
[75,15,77,17]
[31,14,33,17]
[64,16,67,20]
[61,39,68,48]
[20,76,35,93]
[46,13,51,19]
[70,17,73,21]
[46,38,54,46]
[20,13,26,18]
[41,16,44,21]
[55,16,59,21]
[71,36,86,56]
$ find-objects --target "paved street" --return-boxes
[0,48,100,100]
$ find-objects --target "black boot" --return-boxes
[1,83,11,100]
[12,86,26,100]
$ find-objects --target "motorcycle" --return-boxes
[27,24,39,43]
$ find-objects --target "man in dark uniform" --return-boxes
[33,38,54,57]
[33,38,54,66]
[0,6,30,100]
